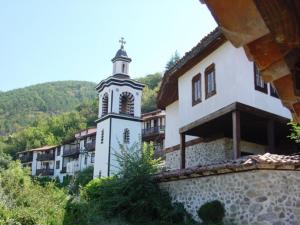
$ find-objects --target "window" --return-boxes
[57,148,61,156]
[84,155,88,165]
[119,92,134,116]
[101,129,104,144]
[192,73,201,105]
[56,160,60,169]
[91,153,95,163]
[102,93,109,116]
[205,64,216,99]
[123,128,130,144]
[122,64,125,73]
[254,63,267,93]
[270,84,279,98]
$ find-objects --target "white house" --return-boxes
[93,39,144,178]
[157,28,297,170]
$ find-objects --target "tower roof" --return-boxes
[111,37,132,62]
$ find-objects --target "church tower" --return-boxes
[94,38,144,178]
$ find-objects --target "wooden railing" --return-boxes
[36,153,54,161]
[19,154,33,163]
[63,146,80,157]
[142,126,165,137]
[85,141,96,152]
[36,169,54,176]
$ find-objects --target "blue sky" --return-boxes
[0,0,217,91]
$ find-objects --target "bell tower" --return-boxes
[94,38,144,178]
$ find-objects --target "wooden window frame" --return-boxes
[254,63,268,94]
[205,63,216,99]
[269,84,279,98]
[56,160,60,169]
[192,73,202,106]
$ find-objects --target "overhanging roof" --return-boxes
[157,28,226,109]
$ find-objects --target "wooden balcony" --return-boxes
[19,154,33,163]
[142,126,165,138]
[36,169,54,176]
[63,146,80,157]
[85,141,96,152]
[36,153,54,161]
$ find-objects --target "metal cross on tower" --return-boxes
[119,37,126,49]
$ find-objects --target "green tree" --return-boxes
[165,51,180,71]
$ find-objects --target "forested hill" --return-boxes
[0,81,97,135]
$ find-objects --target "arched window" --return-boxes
[123,128,130,144]
[119,92,134,116]
[102,93,109,116]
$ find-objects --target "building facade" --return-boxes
[141,109,165,158]
[157,28,297,170]
[93,39,144,178]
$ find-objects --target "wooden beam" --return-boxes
[180,133,186,169]
[232,110,241,159]
[267,119,276,154]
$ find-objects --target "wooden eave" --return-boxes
[157,28,226,109]
[201,0,300,122]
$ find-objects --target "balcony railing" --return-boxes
[85,141,96,152]
[19,154,33,163]
[36,169,54,176]
[36,153,54,161]
[142,126,165,137]
[63,146,80,157]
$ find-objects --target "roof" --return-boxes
[111,47,132,63]
[157,27,226,109]
[17,145,57,154]
[154,153,300,182]
[142,109,165,120]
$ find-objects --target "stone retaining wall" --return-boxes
[165,138,265,170]
[160,170,300,225]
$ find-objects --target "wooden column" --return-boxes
[267,119,275,154]
[232,110,241,159]
[180,133,186,169]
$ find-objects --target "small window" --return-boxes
[122,64,125,73]
[56,160,60,169]
[254,63,267,93]
[91,153,95,163]
[205,64,216,99]
[84,155,88,165]
[192,73,201,105]
[57,148,61,156]
[270,84,279,98]
[102,93,109,116]
[101,129,104,144]
[123,128,130,144]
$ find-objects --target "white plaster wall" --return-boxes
[94,118,110,178]
[165,42,291,148]
[113,61,129,75]
[54,146,63,179]
[165,101,180,148]
[109,117,142,175]
[32,152,37,176]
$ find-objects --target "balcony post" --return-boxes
[180,133,186,169]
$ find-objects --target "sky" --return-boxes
[0,0,217,91]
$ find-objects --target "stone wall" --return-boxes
[160,170,300,225]
[165,138,265,170]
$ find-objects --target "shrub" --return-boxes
[197,200,225,225]
[65,143,198,225]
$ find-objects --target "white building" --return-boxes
[93,39,144,178]
[157,28,297,170]
[142,109,166,159]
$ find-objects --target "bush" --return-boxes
[197,200,225,225]
[65,143,198,225]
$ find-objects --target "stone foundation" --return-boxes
[165,138,265,170]
[160,170,300,225]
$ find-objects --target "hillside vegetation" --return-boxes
[0,81,97,135]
